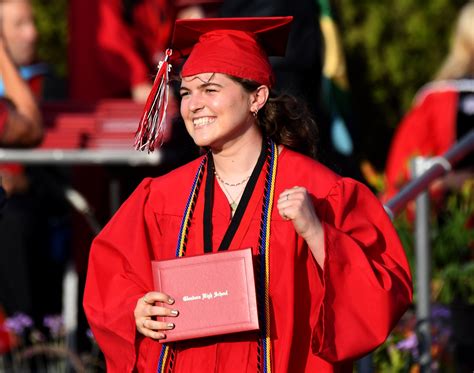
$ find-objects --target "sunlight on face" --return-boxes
[179,73,257,150]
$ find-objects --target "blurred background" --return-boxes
[29,0,467,169]
[0,0,472,371]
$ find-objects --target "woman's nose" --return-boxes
[187,94,204,113]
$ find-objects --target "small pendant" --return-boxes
[230,201,238,211]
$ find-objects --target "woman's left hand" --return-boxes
[277,186,325,266]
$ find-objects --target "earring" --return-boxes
[252,110,258,118]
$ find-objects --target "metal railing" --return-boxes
[0,148,161,166]
[0,149,163,233]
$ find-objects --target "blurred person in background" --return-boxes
[70,0,220,102]
[0,0,70,324]
[0,0,42,149]
[0,0,43,319]
[384,1,474,202]
[97,0,223,102]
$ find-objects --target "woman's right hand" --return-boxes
[134,291,179,340]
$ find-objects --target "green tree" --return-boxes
[32,0,68,77]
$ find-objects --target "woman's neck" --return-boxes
[211,133,263,183]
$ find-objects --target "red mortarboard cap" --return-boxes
[172,16,293,87]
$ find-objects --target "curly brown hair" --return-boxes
[230,76,319,159]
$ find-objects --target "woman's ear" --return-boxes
[250,85,269,112]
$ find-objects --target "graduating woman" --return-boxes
[84,16,412,372]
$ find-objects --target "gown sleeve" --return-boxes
[311,178,413,362]
[83,178,160,372]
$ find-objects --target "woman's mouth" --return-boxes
[193,117,216,128]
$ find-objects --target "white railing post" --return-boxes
[62,263,79,357]
[411,157,432,372]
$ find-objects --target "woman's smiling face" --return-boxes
[179,73,257,151]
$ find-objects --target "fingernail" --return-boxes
[168,297,175,304]
[170,309,179,316]
[167,323,175,329]
[157,333,166,339]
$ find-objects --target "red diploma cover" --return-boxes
[151,248,259,343]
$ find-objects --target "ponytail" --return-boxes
[230,76,319,159]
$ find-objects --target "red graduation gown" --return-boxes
[84,147,412,372]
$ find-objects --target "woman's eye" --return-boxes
[205,89,217,93]
[179,91,190,98]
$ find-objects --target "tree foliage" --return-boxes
[31,0,68,77]
[333,0,467,168]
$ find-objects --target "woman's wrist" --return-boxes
[303,222,325,268]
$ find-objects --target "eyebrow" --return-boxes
[179,82,224,92]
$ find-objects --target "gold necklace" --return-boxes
[214,171,250,186]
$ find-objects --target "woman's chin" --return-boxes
[190,132,218,148]
[192,138,211,148]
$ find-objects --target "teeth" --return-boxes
[193,117,215,127]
